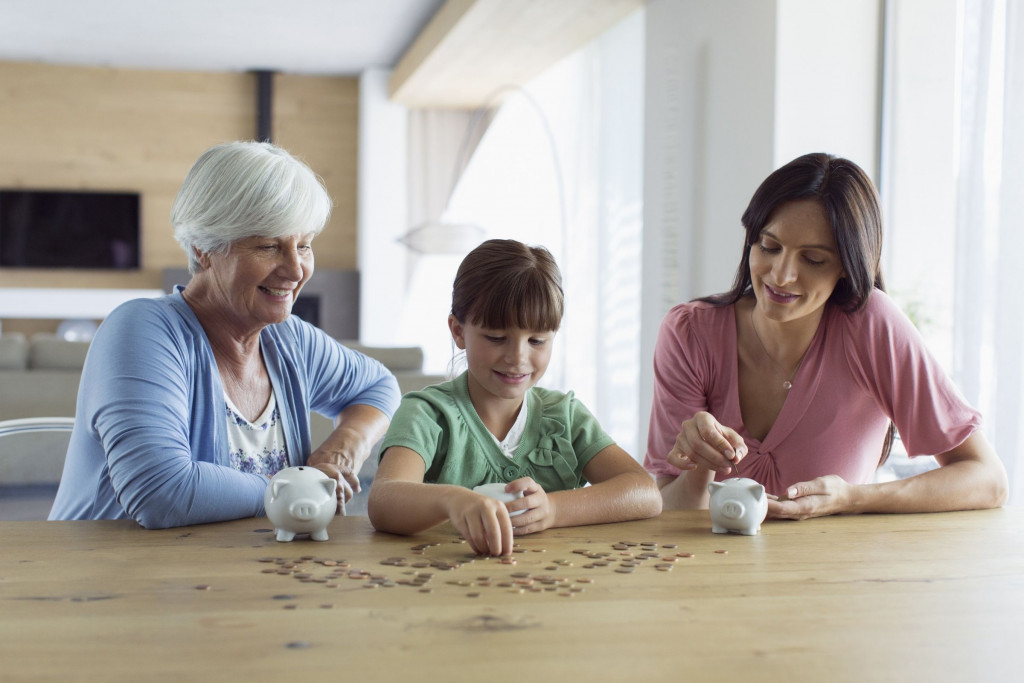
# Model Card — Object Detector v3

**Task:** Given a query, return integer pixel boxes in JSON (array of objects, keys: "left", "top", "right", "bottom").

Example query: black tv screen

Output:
[{"left": 0, "top": 189, "right": 140, "bottom": 269}]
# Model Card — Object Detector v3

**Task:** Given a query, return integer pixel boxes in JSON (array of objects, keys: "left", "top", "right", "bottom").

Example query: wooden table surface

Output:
[{"left": 2, "top": 509, "right": 1023, "bottom": 682}]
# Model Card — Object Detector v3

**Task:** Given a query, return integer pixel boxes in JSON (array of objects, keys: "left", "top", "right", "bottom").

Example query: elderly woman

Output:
[{"left": 49, "top": 141, "right": 400, "bottom": 528}]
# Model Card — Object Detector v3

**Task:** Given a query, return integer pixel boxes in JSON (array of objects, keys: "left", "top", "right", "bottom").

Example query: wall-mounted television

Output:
[{"left": 0, "top": 189, "right": 140, "bottom": 269}]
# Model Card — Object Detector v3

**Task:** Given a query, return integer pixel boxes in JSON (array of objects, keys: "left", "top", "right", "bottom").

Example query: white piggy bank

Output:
[
  {"left": 264, "top": 466, "right": 337, "bottom": 542},
  {"left": 708, "top": 477, "right": 768, "bottom": 536}
]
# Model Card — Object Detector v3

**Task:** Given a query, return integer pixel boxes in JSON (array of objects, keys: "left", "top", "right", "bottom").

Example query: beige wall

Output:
[{"left": 0, "top": 61, "right": 359, "bottom": 296}]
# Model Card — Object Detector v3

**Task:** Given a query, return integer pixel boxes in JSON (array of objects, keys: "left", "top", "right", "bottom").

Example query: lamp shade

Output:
[{"left": 397, "top": 220, "right": 486, "bottom": 255}]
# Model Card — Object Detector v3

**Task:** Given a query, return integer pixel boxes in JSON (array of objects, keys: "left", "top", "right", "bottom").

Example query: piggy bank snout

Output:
[
  {"left": 288, "top": 499, "right": 319, "bottom": 520},
  {"left": 720, "top": 500, "right": 746, "bottom": 520}
]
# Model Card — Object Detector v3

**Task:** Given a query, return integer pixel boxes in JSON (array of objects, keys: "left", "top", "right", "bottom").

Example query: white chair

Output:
[
  {"left": 0, "top": 417, "right": 76, "bottom": 438},
  {"left": 0, "top": 417, "right": 74, "bottom": 520}
]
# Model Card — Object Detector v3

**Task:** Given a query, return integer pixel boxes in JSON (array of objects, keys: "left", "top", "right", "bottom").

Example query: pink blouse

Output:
[{"left": 644, "top": 290, "right": 981, "bottom": 496}]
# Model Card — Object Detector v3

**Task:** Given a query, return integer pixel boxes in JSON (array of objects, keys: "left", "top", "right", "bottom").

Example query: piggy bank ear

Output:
[
  {"left": 747, "top": 483, "right": 765, "bottom": 501},
  {"left": 271, "top": 479, "right": 290, "bottom": 500},
  {"left": 322, "top": 478, "right": 337, "bottom": 497},
  {"left": 708, "top": 481, "right": 724, "bottom": 495}
]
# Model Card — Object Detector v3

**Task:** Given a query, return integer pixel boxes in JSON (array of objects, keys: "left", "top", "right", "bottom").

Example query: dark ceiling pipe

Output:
[{"left": 254, "top": 70, "right": 274, "bottom": 142}]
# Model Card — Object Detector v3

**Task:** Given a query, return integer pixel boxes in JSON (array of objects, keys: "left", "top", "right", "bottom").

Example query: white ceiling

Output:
[{"left": 0, "top": 0, "right": 446, "bottom": 76}]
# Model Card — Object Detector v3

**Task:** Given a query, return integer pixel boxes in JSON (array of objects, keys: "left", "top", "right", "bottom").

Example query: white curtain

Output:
[
  {"left": 422, "top": 11, "right": 646, "bottom": 457},
  {"left": 954, "top": 0, "right": 1023, "bottom": 503}
]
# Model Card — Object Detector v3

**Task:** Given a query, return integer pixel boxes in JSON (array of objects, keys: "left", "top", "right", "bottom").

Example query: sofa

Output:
[{"left": 0, "top": 332, "right": 445, "bottom": 498}]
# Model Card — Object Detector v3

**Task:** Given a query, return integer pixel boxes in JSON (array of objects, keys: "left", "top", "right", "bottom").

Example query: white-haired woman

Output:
[{"left": 50, "top": 141, "right": 400, "bottom": 528}]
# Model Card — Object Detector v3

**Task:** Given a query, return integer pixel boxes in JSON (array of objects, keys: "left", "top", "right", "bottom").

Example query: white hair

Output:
[{"left": 171, "top": 141, "right": 332, "bottom": 274}]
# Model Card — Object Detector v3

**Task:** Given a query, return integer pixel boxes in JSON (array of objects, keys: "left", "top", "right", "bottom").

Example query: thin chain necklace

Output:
[{"left": 749, "top": 307, "right": 804, "bottom": 391}]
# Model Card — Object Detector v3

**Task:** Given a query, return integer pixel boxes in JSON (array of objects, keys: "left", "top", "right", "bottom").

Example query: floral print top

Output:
[{"left": 225, "top": 391, "right": 288, "bottom": 477}]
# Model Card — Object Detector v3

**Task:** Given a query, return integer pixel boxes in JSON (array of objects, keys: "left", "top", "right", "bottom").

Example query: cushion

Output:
[
  {"left": 0, "top": 333, "right": 28, "bottom": 370},
  {"left": 340, "top": 341, "right": 424, "bottom": 372},
  {"left": 28, "top": 334, "right": 90, "bottom": 371}
]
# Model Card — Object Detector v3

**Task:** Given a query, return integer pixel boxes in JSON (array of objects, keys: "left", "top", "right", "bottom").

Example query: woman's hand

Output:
[
  {"left": 307, "top": 444, "right": 362, "bottom": 503},
  {"left": 768, "top": 474, "right": 855, "bottom": 520},
  {"left": 504, "top": 477, "right": 554, "bottom": 536},
  {"left": 307, "top": 404, "right": 391, "bottom": 508},
  {"left": 308, "top": 462, "right": 356, "bottom": 514},
  {"left": 665, "top": 411, "right": 748, "bottom": 475},
  {"left": 445, "top": 489, "right": 515, "bottom": 557}
]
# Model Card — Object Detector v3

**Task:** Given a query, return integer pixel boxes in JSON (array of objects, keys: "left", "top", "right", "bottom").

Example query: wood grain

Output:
[
  {"left": 0, "top": 62, "right": 359, "bottom": 292},
  {"left": 2, "top": 509, "right": 1022, "bottom": 681}
]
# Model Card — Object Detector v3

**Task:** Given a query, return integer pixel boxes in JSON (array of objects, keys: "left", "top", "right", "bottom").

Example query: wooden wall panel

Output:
[
  {"left": 0, "top": 62, "right": 359, "bottom": 290},
  {"left": 273, "top": 74, "right": 359, "bottom": 270}
]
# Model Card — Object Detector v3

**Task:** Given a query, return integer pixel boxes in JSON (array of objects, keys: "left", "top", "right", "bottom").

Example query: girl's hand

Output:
[
  {"left": 665, "top": 411, "right": 747, "bottom": 475},
  {"left": 504, "top": 477, "right": 554, "bottom": 535},
  {"left": 768, "top": 475, "right": 854, "bottom": 520},
  {"left": 446, "top": 489, "right": 515, "bottom": 556}
]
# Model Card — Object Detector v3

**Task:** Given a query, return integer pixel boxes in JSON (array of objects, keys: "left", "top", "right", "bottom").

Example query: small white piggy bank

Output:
[
  {"left": 708, "top": 477, "right": 768, "bottom": 536},
  {"left": 264, "top": 466, "right": 337, "bottom": 542}
]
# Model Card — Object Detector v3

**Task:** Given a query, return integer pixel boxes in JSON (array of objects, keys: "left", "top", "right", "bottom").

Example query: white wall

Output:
[
  {"left": 879, "top": 0, "right": 958, "bottom": 369},
  {"left": 776, "top": 0, "right": 883, "bottom": 176},
  {"left": 641, "top": 0, "right": 780, "bottom": 457},
  {"left": 357, "top": 68, "right": 410, "bottom": 346},
  {"left": 640, "top": 0, "right": 884, "bottom": 458}
]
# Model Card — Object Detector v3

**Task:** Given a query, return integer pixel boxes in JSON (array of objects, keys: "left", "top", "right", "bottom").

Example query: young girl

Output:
[{"left": 368, "top": 239, "right": 662, "bottom": 556}]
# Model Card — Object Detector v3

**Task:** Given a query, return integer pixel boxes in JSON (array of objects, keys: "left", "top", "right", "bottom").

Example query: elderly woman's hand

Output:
[
  {"left": 307, "top": 435, "right": 367, "bottom": 507},
  {"left": 306, "top": 462, "right": 357, "bottom": 514},
  {"left": 306, "top": 404, "right": 392, "bottom": 513}
]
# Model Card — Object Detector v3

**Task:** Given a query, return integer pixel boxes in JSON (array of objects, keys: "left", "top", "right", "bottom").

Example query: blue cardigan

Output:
[{"left": 49, "top": 288, "right": 400, "bottom": 528}]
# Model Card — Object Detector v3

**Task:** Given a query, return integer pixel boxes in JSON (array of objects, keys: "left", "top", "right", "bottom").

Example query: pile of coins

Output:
[{"left": 254, "top": 538, "right": 714, "bottom": 605}]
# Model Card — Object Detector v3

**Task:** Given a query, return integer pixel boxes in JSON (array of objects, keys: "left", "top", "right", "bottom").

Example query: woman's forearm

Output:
[
  {"left": 849, "top": 432, "right": 1006, "bottom": 514},
  {"left": 848, "top": 457, "right": 1007, "bottom": 514},
  {"left": 311, "top": 404, "right": 390, "bottom": 472}
]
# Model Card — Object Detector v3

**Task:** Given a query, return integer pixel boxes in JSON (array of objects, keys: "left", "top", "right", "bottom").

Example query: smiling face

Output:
[
  {"left": 200, "top": 233, "right": 315, "bottom": 333},
  {"left": 449, "top": 316, "right": 554, "bottom": 410},
  {"left": 748, "top": 200, "right": 846, "bottom": 325}
]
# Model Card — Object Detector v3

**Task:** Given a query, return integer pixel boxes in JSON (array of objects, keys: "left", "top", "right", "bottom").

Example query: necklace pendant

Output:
[{"left": 782, "top": 380, "right": 793, "bottom": 391}]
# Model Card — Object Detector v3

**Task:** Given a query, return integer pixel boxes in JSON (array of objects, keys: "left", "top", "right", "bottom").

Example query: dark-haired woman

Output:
[{"left": 645, "top": 153, "right": 1007, "bottom": 519}]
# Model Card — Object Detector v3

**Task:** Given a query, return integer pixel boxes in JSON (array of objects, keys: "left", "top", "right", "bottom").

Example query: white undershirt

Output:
[
  {"left": 224, "top": 390, "right": 288, "bottom": 476},
  {"left": 489, "top": 390, "right": 529, "bottom": 460}
]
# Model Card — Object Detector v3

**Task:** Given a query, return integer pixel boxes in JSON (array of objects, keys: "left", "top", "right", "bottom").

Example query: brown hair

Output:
[
  {"left": 705, "top": 152, "right": 885, "bottom": 311},
  {"left": 705, "top": 152, "right": 893, "bottom": 465},
  {"left": 451, "top": 239, "right": 564, "bottom": 331}
]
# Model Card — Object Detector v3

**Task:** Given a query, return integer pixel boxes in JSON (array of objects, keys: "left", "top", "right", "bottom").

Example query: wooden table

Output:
[{"left": 2, "top": 510, "right": 1023, "bottom": 682}]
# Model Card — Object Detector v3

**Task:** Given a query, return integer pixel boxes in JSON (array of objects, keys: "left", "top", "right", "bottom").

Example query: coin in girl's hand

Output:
[{"left": 473, "top": 483, "right": 525, "bottom": 516}]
